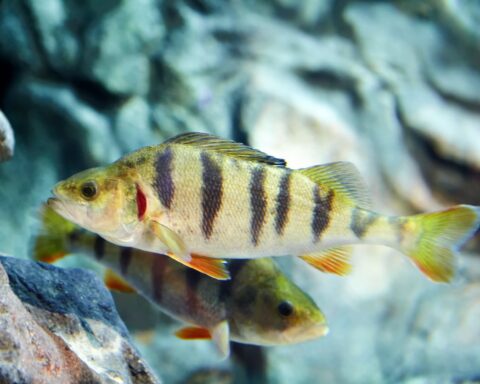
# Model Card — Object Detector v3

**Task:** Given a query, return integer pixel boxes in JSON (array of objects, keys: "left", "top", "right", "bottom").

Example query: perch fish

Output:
[
  {"left": 48, "top": 132, "right": 480, "bottom": 281},
  {"left": 35, "top": 207, "right": 328, "bottom": 358}
]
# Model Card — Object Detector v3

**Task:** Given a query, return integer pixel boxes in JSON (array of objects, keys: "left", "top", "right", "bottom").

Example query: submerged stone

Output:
[
  {"left": 0, "top": 110, "right": 14, "bottom": 162},
  {"left": 0, "top": 255, "right": 160, "bottom": 384}
]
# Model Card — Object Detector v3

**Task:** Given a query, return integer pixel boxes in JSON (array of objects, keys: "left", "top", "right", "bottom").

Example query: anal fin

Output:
[
  {"left": 175, "top": 320, "right": 231, "bottom": 359},
  {"left": 175, "top": 326, "right": 211, "bottom": 340},
  {"left": 104, "top": 269, "right": 136, "bottom": 293},
  {"left": 300, "top": 246, "right": 353, "bottom": 276},
  {"left": 167, "top": 252, "right": 230, "bottom": 281}
]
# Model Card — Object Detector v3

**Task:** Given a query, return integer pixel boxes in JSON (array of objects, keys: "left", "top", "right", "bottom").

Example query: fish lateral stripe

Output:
[
  {"left": 154, "top": 147, "right": 175, "bottom": 209},
  {"left": 200, "top": 151, "right": 224, "bottom": 239},
  {"left": 250, "top": 166, "right": 267, "bottom": 246},
  {"left": 152, "top": 255, "right": 168, "bottom": 302},
  {"left": 351, "top": 208, "right": 377, "bottom": 238},
  {"left": 120, "top": 247, "right": 133, "bottom": 276},
  {"left": 136, "top": 184, "right": 147, "bottom": 220},
  {"left": 94, "top": 235, "right": 106, "bottom": 260},
  {"left": 311, "top": 187, "right": 334, "bottom": 243},
  {"left": 275, "top": 170, "right": 292, "bottom": 236}
]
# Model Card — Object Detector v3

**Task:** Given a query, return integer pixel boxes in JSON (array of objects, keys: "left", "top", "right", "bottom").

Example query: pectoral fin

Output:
[
  {"left": 104, "top": 269, "right": 136, "bottom": 293},
  {"left": 300, "top": 246, "right": 353, "bottom": 276},
  {"left": 175, "top": 326, "right": 211, "bottom": 340},
  {"left": 149, "top": 220, "right": 191, "bottom": 262},
  {"left": 167, "top": 252, "right": 230, "bottom": 281},
  {"left": 211, "top": 320, "right": 230, "bottom": 360}
]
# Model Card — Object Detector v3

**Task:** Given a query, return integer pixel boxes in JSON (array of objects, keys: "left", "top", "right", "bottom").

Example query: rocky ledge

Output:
[
  {"left": 0, "top": 255, "right": 160, "bottom": 384},
  {"left": 0, "top": 110, "right": 14, "bottom": 162}
]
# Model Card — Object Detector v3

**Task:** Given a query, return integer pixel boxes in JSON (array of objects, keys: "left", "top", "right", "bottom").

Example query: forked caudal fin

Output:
[{"left": 400, "top": 204, "right": 480, "bottom": 282}]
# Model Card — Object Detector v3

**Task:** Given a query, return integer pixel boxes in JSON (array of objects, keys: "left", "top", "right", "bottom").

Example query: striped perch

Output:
[
  {"left": 48, "top": 132, "right": 480, "bottom": 282},
  {"left": 34, "top": 208, "right": 328, "bottom": 359}
]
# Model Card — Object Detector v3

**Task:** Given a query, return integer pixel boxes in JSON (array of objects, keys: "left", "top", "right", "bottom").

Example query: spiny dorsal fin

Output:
[
  {"left": 298, "top": 162, "right": 371, "bottom": 209},
  {"left": 164, "top": 132, "right": 286, "bottom": 167},
  {"left": 300, "top": 246, "right": 353, "bottom": 276}
]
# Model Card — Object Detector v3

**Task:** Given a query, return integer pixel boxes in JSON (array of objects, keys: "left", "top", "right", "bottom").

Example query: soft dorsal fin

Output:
[
  {"left": 298, "top": 162, "right": 371, "bottom": 209},
  {"left": 164, "top": 132, "right": 286, "bottom": 167}
]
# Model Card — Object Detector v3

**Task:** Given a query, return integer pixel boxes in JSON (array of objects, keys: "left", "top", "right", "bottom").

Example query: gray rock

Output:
[
  {"left": 426, "top": 60, "right": 480, "bottom": 107},
  {"left": 359, "top": 86, "right": 439, "bottom": 211},
  {"left": 0, "top": 255, "right": 160, "bottom": 383},
  {"left": 25, "top": 0, "right": 79, "bottom": 73},
  {"left": 0, "top": 110, "right": 14, "bottom": 162},
  {"left": 9, "top": 80, "right": 121, "bottom": 165},
  {"left": 0, "top": 0, "right": 45, "bottom": 71},
  {"left": 435, "top": 0, "right": 480, "bottom": 59},
  {"left": 397, "top": 83, "right": 480, "bottom": 171},
  {"left": 114, "top": 97, "right": 154, "bottom": 152},
  {"left": 243, "top": 0, "right": 334, "bottom": 29},
  {"left": 83, "top": 0, "right": 164, "bottom": 96},
  {"left": 378, "top": 272, "right": 480, "bottom": 382},
  {"left": 344, "top": 2, "right": 439, "bottom": 86}
]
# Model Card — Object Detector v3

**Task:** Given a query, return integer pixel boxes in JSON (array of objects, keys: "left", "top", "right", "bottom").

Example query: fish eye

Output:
[
  {"left": 80, "top": 181, "right": 98, "bottom": 200},
  {"left": 277, "top": 301, "right": 294, "bottom": 317}
]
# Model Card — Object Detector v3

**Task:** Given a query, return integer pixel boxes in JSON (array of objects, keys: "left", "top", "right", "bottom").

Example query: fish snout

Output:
[
  {"left": 313, "top": 323, "right": 329, "bottom": 338},
  {"left": 289, "top": 319, "right": 329, "bottom": 343}
]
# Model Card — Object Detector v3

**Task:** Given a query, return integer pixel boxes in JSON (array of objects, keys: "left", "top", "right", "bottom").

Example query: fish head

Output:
[
  {"left": 48, "top": 166, "right": 138, "bottom": 238},
  {"left": 230, "top": 259, "right": 328, "bottom": 346}
]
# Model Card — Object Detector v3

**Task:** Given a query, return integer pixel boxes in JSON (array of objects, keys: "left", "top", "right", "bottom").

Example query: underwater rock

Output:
[
  {"left": 0, "top": 0, "right": 45, "bottom": 71},
  {"left": 83, "top": 0, "right": 164, "bottom": 96},
  {"left": 114, "top": 97, "right": 154, "bottom": 152},
  {"left": 8, "top": 80, "right": 121, "bottom": 165},
  {"left": 0, "top": 255, "right": 160, "bottom": 384},
  {"left": 0, "top": 110, "right": 14, "bottom": 162},
  {"left": 358, "top": 86, "right": 439, "bottom": 211},
  {"left": 434, "top": 0, "right": 480, "bottom": 60},
  {"left": 377, "top": 269, "right": 480, "bottom": 383},
  {"left": 243, "top": 0, "right": 335, "bottom": 29},
  {"left": 397, "top": 84, "right": 480, "bottom": 171},
  {"left": 426, "top": 60, "right": 480, "bottom": 107},
  {"left": 22, "top": 0, "right": 79, "bottom": 73}
]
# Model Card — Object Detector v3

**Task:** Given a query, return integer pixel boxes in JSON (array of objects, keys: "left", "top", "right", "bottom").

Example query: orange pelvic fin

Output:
[
  {"left": 167, "top": 252, "right": 230, "bottom": 281},
  {"left": 300, "top": 246, "right": 352, "bottom": 276},
  {"left": 104, "top": 269, "right": 136, "bottom": 293},
  {"left": 175, "top": 326, "right": 212, "bottom": 340}
]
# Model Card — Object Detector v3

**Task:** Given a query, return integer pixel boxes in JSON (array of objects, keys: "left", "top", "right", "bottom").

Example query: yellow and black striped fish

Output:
[
  {"left": 34, "top": 207, "right": 328, "bottom": 358},
  {"left": 48, "top": 132, "right": 480, "bottom": 282}
]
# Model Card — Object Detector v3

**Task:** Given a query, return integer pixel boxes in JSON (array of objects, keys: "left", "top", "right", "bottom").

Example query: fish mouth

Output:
[
  {"left": 47, "top": 196, "right": 62, "bottom": 211},
  {"left": 46, "top": 195, "right": 72, "bottom": 221},
  {"left": 315, "top": 324, "right": 329, "bottom": 338},
  {"left": 286, "top": 322, "right": 329, "bottom": 343}
]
